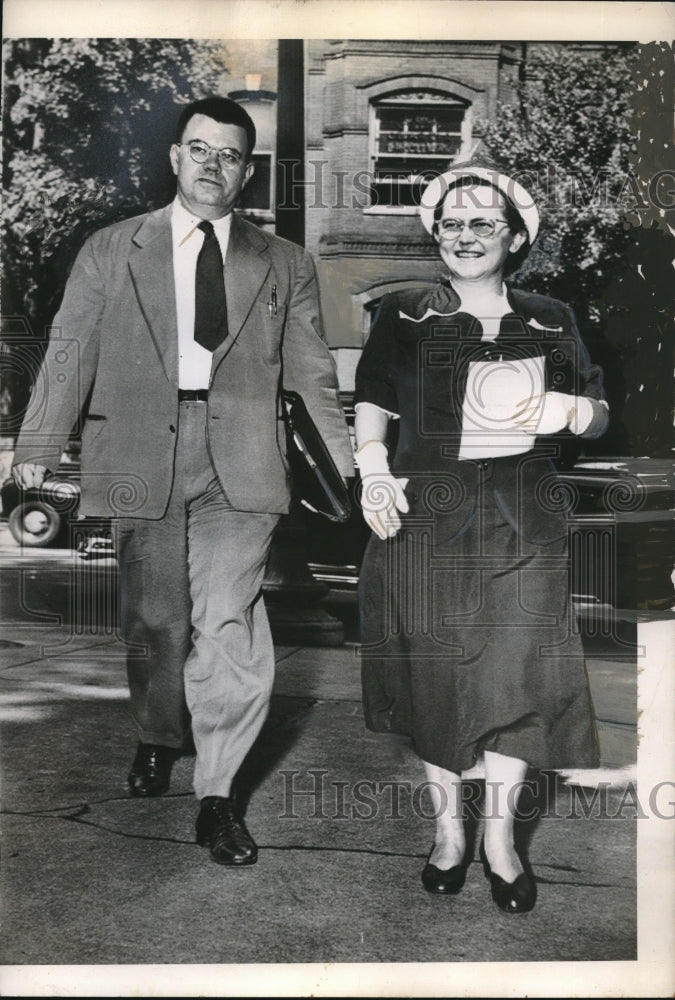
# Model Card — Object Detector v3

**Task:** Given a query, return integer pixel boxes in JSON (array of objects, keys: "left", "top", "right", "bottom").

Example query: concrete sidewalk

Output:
[{"left": 0, "top": 589, "right": 640, "bottom": 990}]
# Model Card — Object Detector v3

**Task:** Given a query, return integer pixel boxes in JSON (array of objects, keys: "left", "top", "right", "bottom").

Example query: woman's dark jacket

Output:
[{"left": 353, "top": 280, "right": 609, "bottom": 546}]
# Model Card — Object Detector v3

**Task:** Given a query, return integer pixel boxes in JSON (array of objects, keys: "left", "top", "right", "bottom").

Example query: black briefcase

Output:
[{"left": 281, "top": 390, "right": 351, "bottom": 522}]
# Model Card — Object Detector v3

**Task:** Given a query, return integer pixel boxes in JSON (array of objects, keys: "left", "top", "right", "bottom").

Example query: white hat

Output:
[{"left": 419, "top": 166, "right": 539, "bottom": 244}]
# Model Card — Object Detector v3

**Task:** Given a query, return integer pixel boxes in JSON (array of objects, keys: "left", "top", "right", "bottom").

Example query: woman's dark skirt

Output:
[{"left": 359, "top": 484, "right": 600, "bottom": 773}]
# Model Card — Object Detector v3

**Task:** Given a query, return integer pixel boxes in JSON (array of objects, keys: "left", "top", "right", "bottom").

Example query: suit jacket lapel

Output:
[
  {"left": 212, "top": 214, "right": 271, "bottom": 366},
  {"left": 128, "top": 205, "right": 178, "bottom": 385}
]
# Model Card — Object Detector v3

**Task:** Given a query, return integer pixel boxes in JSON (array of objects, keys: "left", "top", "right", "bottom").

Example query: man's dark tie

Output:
[{"left": 194, "top": 220, "right": 228, "bottom": 351}]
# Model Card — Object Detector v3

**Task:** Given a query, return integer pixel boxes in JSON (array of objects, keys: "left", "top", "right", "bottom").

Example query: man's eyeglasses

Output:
[
  {"left": 179, "top": 139, "right": 243, "bottom": 168},
  {"left": 437, "top": 218, "right": 511, "bottom": 240}
]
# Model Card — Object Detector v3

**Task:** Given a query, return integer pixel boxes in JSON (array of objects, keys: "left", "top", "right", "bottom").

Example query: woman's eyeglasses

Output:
[
  {"left": 437, "top": 218, "right": 510, "bottom": 240},
  {"left": 179, "top": 140, "right": 243, "bottom": 168}
]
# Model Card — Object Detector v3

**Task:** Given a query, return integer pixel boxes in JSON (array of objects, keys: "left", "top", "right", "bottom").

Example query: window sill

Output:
[
  {"left": 361, "top": 205, "right": 421, "bottom": 216},
  {"left": 236, "top": 208, "right": 275, "bottom": 223}
]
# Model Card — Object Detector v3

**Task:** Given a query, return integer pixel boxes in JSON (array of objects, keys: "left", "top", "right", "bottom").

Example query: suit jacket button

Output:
[{"left": 169, "top": 425, "right": 176, "bottom": 433}]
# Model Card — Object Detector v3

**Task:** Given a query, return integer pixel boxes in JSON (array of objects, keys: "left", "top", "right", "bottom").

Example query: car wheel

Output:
[{"left": 8, "top": 500, "right": 62, "bottom": 547}]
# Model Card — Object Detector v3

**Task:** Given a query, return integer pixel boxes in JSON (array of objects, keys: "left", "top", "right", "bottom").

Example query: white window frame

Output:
[
  {"left": 237, "top": 149, "right": 276, "bottom": 222},
  {"left": 365, "top": 92, "right": 472, "bottom": 215}
]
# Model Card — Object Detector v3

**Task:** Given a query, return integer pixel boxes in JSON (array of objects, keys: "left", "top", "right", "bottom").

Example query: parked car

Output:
[
  {"left": 2, "top": 450, "right": 673, "bottom": 612},
  {"left": 1, "top": 471, "right": 81, "bottom": 547},
  {"left": 302, "top": 456, "right": 675, "bottom": 614}
]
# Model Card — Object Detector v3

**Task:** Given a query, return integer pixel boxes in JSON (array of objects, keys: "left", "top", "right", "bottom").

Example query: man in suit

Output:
[{"left": 12, "top": 96, "right": 354, "bottom": 867}]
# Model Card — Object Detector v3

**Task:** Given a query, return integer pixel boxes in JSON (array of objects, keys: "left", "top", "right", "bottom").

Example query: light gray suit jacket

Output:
[{"left": 14, "top": 206, "right": 354, "bottom": 518}]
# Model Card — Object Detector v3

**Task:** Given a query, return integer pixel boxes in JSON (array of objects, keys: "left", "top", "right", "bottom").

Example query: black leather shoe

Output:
[
  {"left": 127, "top": 742, "right": 178, "bottom": 797},
  {"left": 479, "top": 841, "right": 536, "bottom": 914},
  {"left": 195, "top": 796, "right": 257, "bottom": 866},
  {"left": 421, "top": 862, "right": 467, "bottom": 895}
]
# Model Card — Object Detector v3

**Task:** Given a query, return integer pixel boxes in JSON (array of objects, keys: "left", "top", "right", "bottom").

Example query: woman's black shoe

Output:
[
  {"left": 479, "top": 841, "right": 536, "bottom": 913},
  {"left": 421, "top": 861, "right": 467, "bottom": 895}
]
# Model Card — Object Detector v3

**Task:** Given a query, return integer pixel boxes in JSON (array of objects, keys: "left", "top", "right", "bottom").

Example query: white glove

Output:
[
  {"left": 512, "top": 392, "right": 594, "bottom": 436},
  {"left": 355, "top": 440, "right": 409, "bottom": 540}
]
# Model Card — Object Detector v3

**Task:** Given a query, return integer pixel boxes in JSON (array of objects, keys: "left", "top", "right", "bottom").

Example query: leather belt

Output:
[{"left": 178, "top": 389, "right": 208, "bottom": 401}]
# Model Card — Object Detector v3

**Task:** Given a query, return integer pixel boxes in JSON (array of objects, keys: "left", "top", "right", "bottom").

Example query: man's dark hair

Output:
[{"left": 175, "top": 96, "right": 256, "bottom": 159}]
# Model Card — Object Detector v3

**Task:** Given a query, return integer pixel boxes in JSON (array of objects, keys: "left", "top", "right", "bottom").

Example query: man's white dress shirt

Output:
[{"left": 172, "top": 198, "right": 232, "bottom": 390}]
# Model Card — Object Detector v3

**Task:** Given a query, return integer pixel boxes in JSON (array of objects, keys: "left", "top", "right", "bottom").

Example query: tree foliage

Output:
[
  {"left": 480, "top": 44, "right": 638, "bottom": 324},
  {"left": 2, "top": 37, "right": 229, "bottom": 331},
  {"left": 600, "top": 42, "right": 675, "bottom": 457},
  {"left": 480, "top": 43, "right": 674, "bottom": 456}
]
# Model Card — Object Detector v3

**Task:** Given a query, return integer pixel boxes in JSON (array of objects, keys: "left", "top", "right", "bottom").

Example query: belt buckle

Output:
[{"left": 179, "top": 389, "right": 208, "bottom": 402}]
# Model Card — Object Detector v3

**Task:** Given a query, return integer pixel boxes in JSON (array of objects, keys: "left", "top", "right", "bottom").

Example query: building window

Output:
[
  {"left": 228, "top": 86, "right": 277, "bottom": 221},
  {"left": 238, "top": 152, "right": 274, "bottom": 213},
  {"left": 370, "top": 92, "right": 469, "bottom": 209}
]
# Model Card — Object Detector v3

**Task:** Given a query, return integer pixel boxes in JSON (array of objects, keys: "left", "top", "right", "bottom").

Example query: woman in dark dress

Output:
[{"left": 354, "top": 166, "right": 608, "bottom": 913}]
